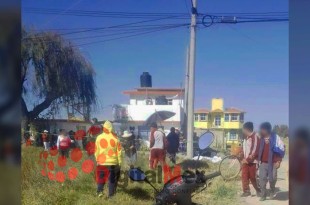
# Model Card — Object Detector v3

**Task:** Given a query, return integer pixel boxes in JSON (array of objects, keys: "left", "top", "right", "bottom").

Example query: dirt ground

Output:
[{"left": 239, "top": 156, "right": 289, "bottom": 205}]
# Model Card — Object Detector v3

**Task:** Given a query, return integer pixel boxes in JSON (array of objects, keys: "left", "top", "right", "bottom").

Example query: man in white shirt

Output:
[{"left": 149, "top": 122, "right": 167, "bottom": 169}]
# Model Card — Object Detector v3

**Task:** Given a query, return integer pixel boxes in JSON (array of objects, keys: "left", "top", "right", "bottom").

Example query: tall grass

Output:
[{"left": 22, "top": 146, "right": 239, "bottom": 205}]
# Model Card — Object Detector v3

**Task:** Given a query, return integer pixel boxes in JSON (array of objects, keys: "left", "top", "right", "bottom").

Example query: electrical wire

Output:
[
  {"left": 55, "top": 14, "right": 189, "bottom": 36},
  {"left": 23, "top": 8, "right": 288, "bottom": 46},
  {"left": 75, "top": 24, "right": 188, "bottom": 46},
  {"left": 26, "top": 23, "right": 190, "bottom": 43},
  {"left": 183, "top": 0, "right": 191, "bottom": 16},
  {"left": 201, "top": 14, "right": 288, "bottom": 27},
  {"left": 23, "top": 8, "right": 189, "bottom": 19}
]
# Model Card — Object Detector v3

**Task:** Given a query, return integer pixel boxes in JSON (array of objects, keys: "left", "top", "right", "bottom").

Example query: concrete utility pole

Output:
[
  {"left": 182, "top": 47, "right": 189, "bottom": 141},
  {"left": 186, "top": 0, "right": 197, "bottom": 158},
  {"left": 184, "top": 47, "right": 189, "bottom": 115}
]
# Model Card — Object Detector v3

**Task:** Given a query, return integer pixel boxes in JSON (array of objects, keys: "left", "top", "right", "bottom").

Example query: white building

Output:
[{"left": 122, "top": 87, "right": 184, "bottom": 140}]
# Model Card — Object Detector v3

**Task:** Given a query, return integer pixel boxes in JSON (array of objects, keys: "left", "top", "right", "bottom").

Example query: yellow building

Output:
[{"left": 194, "top": 98, "right": 245, "bottom": 147}]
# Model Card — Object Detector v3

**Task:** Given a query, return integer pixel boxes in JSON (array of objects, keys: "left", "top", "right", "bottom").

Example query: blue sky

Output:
[{"left": 22, "top": 0, "right": 288, "bottom": 127}]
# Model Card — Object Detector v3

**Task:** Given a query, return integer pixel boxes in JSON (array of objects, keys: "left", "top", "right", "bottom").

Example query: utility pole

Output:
[
  {"left": 182, "top": 47, "right": 189, "bottom": 140},
  {"left": 186, "top": 0, "right": 197, "bottom": 158},
  {"left": 184, "top": 47, "right": 189, "bottom": 115}
]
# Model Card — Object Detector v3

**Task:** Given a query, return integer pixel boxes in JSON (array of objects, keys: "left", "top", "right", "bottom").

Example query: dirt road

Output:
[{"left": 239, "top": 157, "right": 289, "bottom": 205}]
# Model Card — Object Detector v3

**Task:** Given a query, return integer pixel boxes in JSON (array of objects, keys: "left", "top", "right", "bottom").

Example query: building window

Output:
[
  {"left": 194, "top": 114, "right": 199, "bottom": 121},
  {"left": 240, "top": 113, "right": 244, "bottom": 122},
  {"left": 200, "top": 114, "right": 207, "bottom": 121},
  {"left": 167, "top": 99, "right": 173, "bottom": 105},
  {"left": 215, "top": 115, "right": 221, "bottom": 126},
  {"left": 224, "top": 114, "right": 229, "bottom": 122},
  {"left": 229, "top": 131, "right": 237, "bottom": 140},
  {"left": 146, "top": 98, "right": 153, "bottom": 105},
  {"left": 231, "top": 113, "right": 238, "bottom": 121}
]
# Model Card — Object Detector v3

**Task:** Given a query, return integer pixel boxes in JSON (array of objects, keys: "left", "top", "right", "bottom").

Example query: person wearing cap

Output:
[
  {"left": 149, "top": 122, "right": 167, "bottom": 169},
  {"left": 94, "top": 121, "right": 122, "bottom": 198},
  {"left": 121, "top": 130, "right": 137, "bottom": 168},
  {"left": 42, "top": 130, "right": 49, "bottom": 151}
]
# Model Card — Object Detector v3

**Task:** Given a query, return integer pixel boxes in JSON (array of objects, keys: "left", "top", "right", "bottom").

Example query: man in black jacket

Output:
[{"left": 166, "top": 127, "right": 180, "bottom": 164}]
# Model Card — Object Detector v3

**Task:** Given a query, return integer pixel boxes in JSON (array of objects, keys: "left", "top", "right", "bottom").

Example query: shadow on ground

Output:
[
  {"left": 274, "top": 191, "right": 289, "bottom": 201},
  {"left": 178, "top": 159, "right": 209, "bottom": 170},
  {"left": 122, "top": 187, "right": 154, "bottom": 200}
]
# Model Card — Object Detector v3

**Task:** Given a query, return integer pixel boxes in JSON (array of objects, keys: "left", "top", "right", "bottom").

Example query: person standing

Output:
[
  {"left": 74, "top": 129, "right": 86, "bottom": 149},
  {"left": 94, "top": 121, "right": 122, "bottom": 198},
  {"left": 121, "top": 130, "right": 137, "bottom": 168},
  {"left": 258, "top": 122, "right": 283, "bottom": 201},
  {"left": 57, "top": 129, "right": 71, "bottom": 158},
  {"left": 88, "top": 118, "right": 103, "bottom": 139},
  {"left": 149, "top": 122, "right": 167, "bottom": 169},
  {"left": 240, "top": 122, "right": 261, "bottom": 197},
  {"left": 42, "top": 130, "right": 49, "bottom": 151},
  {"left": 136, "top": 134, "right": 141, "bottom": 151},
  {"left": 166, "top": 127, "right": 180, "bottom": 164}
]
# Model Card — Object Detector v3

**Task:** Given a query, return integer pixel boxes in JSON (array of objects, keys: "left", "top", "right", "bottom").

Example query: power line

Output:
[
  {"left": 31, "top": 23, "right": 190, "bottom": 31},
  {"left": 75, "top": 24, "right": 188, "bottom": 46},
  {"left": 26, "top": 23, "right": 190, "bottom": 43},
  {"left": 206, "top": 11, "right": 288, "bottom": 15},
  {"left": 24, "top": 8, "right": 189, "bottom": 18},
  {"left": 69, "top": 24, "right": 189, "bottom": 41},
  {"left": 56, "top": 14, "right": 189, "bottom": 36},
  {"left": 200, "top": 14, "right": 288, "bottom": 27},
  {"left": 235, "top": 19, "right": 289, "bottom": 23},
  {"left": 183, "top": 0, "right": 191, "bottom": 16}
]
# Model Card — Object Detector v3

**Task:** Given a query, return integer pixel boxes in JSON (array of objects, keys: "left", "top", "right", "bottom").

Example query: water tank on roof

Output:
[{"left": 140, "top": 72, "right": 152, "bottom": 87}]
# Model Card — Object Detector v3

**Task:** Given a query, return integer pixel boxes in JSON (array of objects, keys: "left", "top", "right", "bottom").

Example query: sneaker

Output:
[
  {"left": 259, "top": 196, "right": 266, "bottom": 201},
  {"left": 240, "top": 192, "right": 251, "bottom": 197},
  {"left": 256, "top": 191, "right": 261, "bottom": 197},
  {"left": 97, "top": 192, "right": 104, "bottom": 198},
  {"left": 270, "top": 190, "right": 276, "bottom": 199}
]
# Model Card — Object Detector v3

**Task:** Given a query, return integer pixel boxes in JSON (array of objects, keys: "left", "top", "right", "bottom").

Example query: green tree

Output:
[
  {"left": 273, "top": 124, "right": 289, "bottom": 138},
  {"left": 21, "top": 29, "right": 96, "bottom": 127}
]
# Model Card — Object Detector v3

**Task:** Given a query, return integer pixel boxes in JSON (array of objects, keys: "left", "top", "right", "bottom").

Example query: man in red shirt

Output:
[
  {"left": 240, "top": 122, "right": 261, "bottom": 197},
  {"left": 258, "top": 122, "right": 283, "bottom": 201}
]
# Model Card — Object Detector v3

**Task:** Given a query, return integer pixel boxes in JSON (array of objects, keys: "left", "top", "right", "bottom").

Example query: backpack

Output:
[
  {"left": 273, "top": 134, "right": 285, "bottom": 158},
  {"left": 158, "top": 130, "right": 168, "bottom": 150}
]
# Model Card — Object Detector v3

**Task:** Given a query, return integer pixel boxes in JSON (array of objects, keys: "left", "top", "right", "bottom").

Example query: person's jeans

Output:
[
  {"left": 43, "top": 142, "right": 49, "bottom": 150},
  {"left": 167, "top": 152, "right": 177, "bottom": 164},
  {"left": 241, "top": 163, "right": 260, "bottom": 193},
  {"left": 75, "top": 140, "right": 83, "bottom": 149},
  {"left": 125, "top": 153, "right": 137, "bottom": 167},
  {"left": 96, "top": 165, "right": 120, "bottom": 197},
  {"left": 259, "top": 163, "right": 277, "bottom": 197}
]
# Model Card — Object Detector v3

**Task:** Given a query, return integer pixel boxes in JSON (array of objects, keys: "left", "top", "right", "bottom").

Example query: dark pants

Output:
[
  {"left": 96, "top": 165, "right": 120, "bottom": 197},
  {"left": 241, "top": 163, "right": 260, "bottom": 193},
  {"left": 167, "top": 152, "right": 177, "bottom": 164},
  {"left": 259, "top": 163, "right": 277, "bottom": 197},
  {"left": 59, "top": 149, "right": 69, "bottom": 158}
]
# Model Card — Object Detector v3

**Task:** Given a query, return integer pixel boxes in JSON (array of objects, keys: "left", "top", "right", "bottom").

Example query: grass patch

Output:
[{"left": 22, "top": 146, "right": 240, "bottom": 205}]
